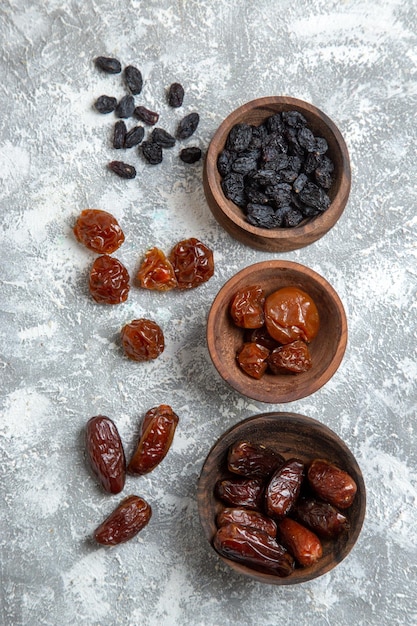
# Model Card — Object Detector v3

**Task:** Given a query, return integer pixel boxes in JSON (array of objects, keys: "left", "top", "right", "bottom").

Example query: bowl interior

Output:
[
  {"left": 197, "top": 412, "right": 366, "bottom": 585},
  {"left": 207, "top": 260, "right": 347, "bottom": 403},
  {"left": 203, "top": 96, "right": 351, "bottom": 251}
]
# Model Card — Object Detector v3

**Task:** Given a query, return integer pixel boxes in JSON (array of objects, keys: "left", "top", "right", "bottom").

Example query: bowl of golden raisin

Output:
[
  {"left": 206, "top": 260, "right": 347, "bottom": 403},
  {"left": 203, "top": 96, "right": 351, "bottom": 252},
  {"left": 197, "top": 412, "right": 366, "bottom": 585}
]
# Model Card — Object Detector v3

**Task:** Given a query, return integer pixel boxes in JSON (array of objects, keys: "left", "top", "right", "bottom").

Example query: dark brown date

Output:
[
  {"left": 265, "top": 458, "right": 305, "bottom": 519},
  {"left": 278, "top": 517, "right": 322, "bottom": 567},
  {"left": 89, "top": 255, "right": 130, "bottom": 304},
  {"left": 294, "top": 498, "right": 349, "bottom": 538},
  {"left": 216, "top": 508, "right": 277, "bottom": 538},
  {"left": 213, "top": 523, "right": 294, "bottom": 577},
  {"left": 128, "top": 405, "right": 179, "bottom": 475},
  {"left": 227, "top": 440, "right": 284, "bottom": 479},
  {"left": 215, "top": 477, "right": 264, "bottom": 509},
  {"left": 308, "top": 459, "right": 357, "bottom": 509},
  {"left": 85, "top": 416, "right": 126, "bottom": 494},
  {"left": 94, "top": 495, "right": 152, "bottom": 545}
]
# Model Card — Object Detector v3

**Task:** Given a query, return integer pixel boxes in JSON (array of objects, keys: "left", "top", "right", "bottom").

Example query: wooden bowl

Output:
[
  {"left": 206, "top": 260, "right": 347, "bottom": 403},
  {"left": 197, "top": 412, "right": 366, "bottom": 585},
  {"left": 203, "top": 96, "right": 351, "bottom": 252}
]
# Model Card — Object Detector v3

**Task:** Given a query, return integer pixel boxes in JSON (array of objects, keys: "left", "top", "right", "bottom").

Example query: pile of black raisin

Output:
[
  {"left": 217, "top": 110, "right": 335, "bottom": 229},
  {"left": 93, "top": 56, "right": 202, "bottom": 179}
]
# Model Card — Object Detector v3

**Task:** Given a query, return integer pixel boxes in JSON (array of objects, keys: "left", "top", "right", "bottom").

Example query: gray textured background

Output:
[{"left": 1, "top": 1, "right": 417, "bottom": 625}]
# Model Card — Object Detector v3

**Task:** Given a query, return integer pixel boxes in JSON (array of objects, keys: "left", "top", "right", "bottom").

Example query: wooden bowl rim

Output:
[
  {"left": 206, "top": 260, "right": 348, "bottom": 403},
  {"left": 203, "top": 96, "right": 351, "bottom": 251},
  {"left": 197, "top": 411, "right": 366, "bottom": 585}
]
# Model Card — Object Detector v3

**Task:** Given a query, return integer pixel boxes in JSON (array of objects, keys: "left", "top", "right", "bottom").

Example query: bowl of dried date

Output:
[
  {"left": 197, "top": 412, "right": 366, "bottom": 585},
  {"left": 206, "top": 260, "right": 347, "bottom": 403},
  {"left": 203, "top": 96, "right": 351, "bottom": 252}
]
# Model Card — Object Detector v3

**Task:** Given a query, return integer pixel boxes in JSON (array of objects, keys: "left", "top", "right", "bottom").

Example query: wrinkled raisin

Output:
[
  {"left": 179, "top": 147, "right": 202, "bottom": 164},
  {"left": 124, "top": 65, "right": 143, "bottom": 95},
  {"left": 230, "top": 285, "right": 265, "bottom": 329},
  {"left": 151, "top": 127, "right": 176, "bottom": 148},
  {"left": 113, "top": 121, "right": 127, "bottom": 149},
  {"left": 226, "top": 123, "right": 253, "bottom": 152},
  {"left": 74, "top": 209, "right": 125, "bottom": 254},
  {"left": 134, "top": 106, "right": 160, "bottom": 126},
  {"left": 169, "top": 238, "right": 214, "bottom": 289},
  {"left": 109, "top": 161, "right": 136, "bottom": 179},
  {"left": 115, "top": 95, "right": 135, "bottom": 119},
  {"left": 89, "top": 255, "right": 130, "bottom": 304},
  {"left": 124, "top": 125, "right": 145, "bottom": 148},
  {"left": 121, "top": 319, "right": 165, "bottom": 361},
  {"left": 94, "top": 95, "right": 117, "bottom": 114},
  {"left": 237, "top": 342, "right": 270, "bottom": 379},
  {"left": 141, "top": 140, "right": 163, "bottom": 164},
  {"left": 268, "top": 340, "right": 312, "bottom": 374},
  {"left": 176, "top": 112, "right": 200, "bottom": 139},
  {"left": 167, "top": 82, "right": 184, "bottom": 107},
  {"left": 137, "top": 247, "right": 178, "bottom": 291},
  {"left": 94, "top": 56, "right": 121, "bottom": 74}
]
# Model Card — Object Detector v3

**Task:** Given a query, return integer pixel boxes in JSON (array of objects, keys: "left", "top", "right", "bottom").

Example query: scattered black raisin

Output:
[
  {"left": 176, "top": 112, "right": 200, "bottom": 140},
  {"left": 124, "top": 125, "right": 145, "bottom": 148},
  {"left": 108, "top": 161, "right": 136, "bottom": 179},
  {"left": 134, "top": 106, "right": 159, "bottom": 126},
  {"left": 180, "top": 147, "right": 202, "bottom": 163},
  {"left": 115, "top": 95, "right": 135, "bottom": 119},
  {"left": 94, "top": 95, "right": 117, "bottom": 114},
  {"left": 142, "top": 140, "right": 163, "bottom": 164},
  {"left": 124, "top": 65, "right": 143, "bottom": 95},
  {"left": 168, "top": 82, "right": 184, "bottom": 107},
  {"left": 95, "top": 56, "right": 122, "bottom": 74},
  {"left": 113, "top": 121, "right": 127, "bottom": 149},
  {"left": 151, "top": 128, "right": 176, "bottom": 148}
]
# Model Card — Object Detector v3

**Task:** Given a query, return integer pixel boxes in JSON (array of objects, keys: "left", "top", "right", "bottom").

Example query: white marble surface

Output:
[{"left": 1, "top": 1, "right": 417, "bottom": 624}]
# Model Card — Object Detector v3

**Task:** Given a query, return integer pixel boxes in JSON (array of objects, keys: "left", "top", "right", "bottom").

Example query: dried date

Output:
[
  {"left": 294, "top": 498, "right": 349, "bottom": 538},
  {"left": 121, "top": 319, "right": 165, "bottom": 361},
  {"left": 213, "top": 523, "right": 294, "bottom": 577},
  {"left": 108, "top": 161, "right": 137, "bottom": 179},
  {"left": 215, "top": 477, "right": 264, "bottom": 509},
  {"left": 137, "top": 247, "right": 178, "bottom": 291},
  {"left": 265, "top": 458, "right": 305, "bottom": 519},
  {"left": 94, "top": 56, "right": 121, "bottom": 74},
  {"left": 128, "top": 405, "right": 179, "bottom": 475},
  {"left": 73, "top": 209, "right": 125, "bottom": 254},
  {"left": 124, "top": 65, "right": 143, "bottom": 95},
  {"left": 85, "top": 416, "right": 126, "bottom": 494},
  {"left": 169, "top": 238, "right": 214, "bottom": 289},
  {"left": 228, "top": 440, "right": 284, "bottom": 479},
  {"left": 89, "top": 255, "right": 130, "bottom": 304},
  {"left": 216, "top": 508, "right": 277, "bottom": 538},
  {"left": 278, "top": 517, "right": 323, "bottom": 567},
  {"left": 94, "top": 495, "right": 152, "bottom": 545},
  {"left": 307, "top": 459, "right": 357, "bottom": 509}
]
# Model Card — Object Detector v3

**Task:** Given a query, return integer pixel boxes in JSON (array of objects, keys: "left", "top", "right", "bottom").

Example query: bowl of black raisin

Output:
[{"left": 203, "top": 97, "right": 351, "bottom": 252}]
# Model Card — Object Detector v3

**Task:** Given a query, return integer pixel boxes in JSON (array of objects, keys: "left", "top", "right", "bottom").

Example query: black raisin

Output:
[
  {"left": 168, "top": 82, "right": 184, "bottom": 107},
  {"left": 231, "top": 152, "right": 258, "bottom": 175},
  {"left": 313, "top": 137, "right": 328, "bottom": 155},
  {"left": 108, "top": 161, "right": 136, "bottom": 179},
  {"left": 282, "top": 110, "right": 307, "bottom": 127},
  {"left": 179, "top": 147, "right": 202, "bottom": 163},
  {"left": 151, "top": 128, "right": 176, "bottom": 148},
  {"left": 246, "top": 204, "right": 282, "bottom": 229},
  {"left": 265, "top": 113, "right": 284, "bottom": 134},
  {"left": 142, "top": 140, "right": 163, "bottom": 164},
  {"left": 315, "top": 167, "right": 333, "bottom": 189},
  {"left": 221, "top": 173, "right": 246, "bottom": 207},
  {"left": 298, "top": 127, "right": 316, "bottom": 152},
  {"left": 282, "top": 207, "right": 304, "bottom": 227},
  {"left": 299, "top": 182, "right": 331, "bottom": 211},
  {"left": 124, "top": 125, "right": 145, "bottom": 148},
  {"left": 124, "top": 65, "right": 143, "bottom": 95},
  {"left": 269, "top": 183, "right": 292, "bottom": 208},
  {"left": 94, "top": 95, "right": 117, "bottom": 114},
  {"left": 176, "top": 112, "right": 200, "bottom": 140},
  {"left": 293, "top": 173, "right": 308, "bottom": 193},
  {"left": 226, "top": 123, "right": 253, "bottom": 152},
  {"left": 134, "top": 106, "right": 159, "bottom": 126},
  {"left": 95, "top": 56, "right": 122, "bottom": 74},
  {"left": 113, "top": 121, "right": 127, "bottom": 149},
  {"left": 217, "top": 150, "right": 234, "bottom": 177},
  {"left": 115, "top": 95, "right": 135, "bottom": 119}
]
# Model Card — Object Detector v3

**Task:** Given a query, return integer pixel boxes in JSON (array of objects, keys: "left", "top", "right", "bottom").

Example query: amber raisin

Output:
[
  {"left": 137, "top": 247, "right": 178, "bottom": 291},
  {"left": 237, "top": 342, "right": 269, "bottom": 379},
  {"left": 121, "top": 319, "right": 164, "bottom": 361},
  {"left": 89, "top": 255, "right": 130, "bottom": 304},
  {"left": 169, "top": 238, "right": 214, "bottom": 289},
  {"left": 74, "top": 209, "right": 125, "bottom": 254},
  {"left": 230, "top": 285, "right": 265, "bottom": 329},
  {"left": 267, "top": 340, "right": 312, "bottom": 374}
]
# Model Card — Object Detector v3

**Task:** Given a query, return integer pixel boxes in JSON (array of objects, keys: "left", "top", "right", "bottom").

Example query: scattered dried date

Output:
[
  {"left": 94, "top": 495, "right": 152, "bottom": 545},
  {"left": 128, "top": 405, "right": 179, "bottom": 475},
  {"left": 278, "top": 517, "right": 323, "bottom": 567},
  {"left": 73, "top": 209, "right": 125, "bottom": 254},
  {"left": 307, "top": 459, "right": 357, "bottom": 509},
  {"left": 85, "top": 416, "right": 126, "bottom": 494},
  {"left": 121, "top": 319, "right": 165, "bottom": 362},
  {"left": 89, "top": 255, "right": 130, "bottom": 304}
]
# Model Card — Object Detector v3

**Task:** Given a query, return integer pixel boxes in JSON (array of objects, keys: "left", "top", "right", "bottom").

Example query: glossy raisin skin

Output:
[
  {"left": 227, "top": 440, "right": 284, "bottom": 479},
  {"left": 264, "top": 287, "right": 320, "bottom": 345},
  {"left": 307, "top": 459, "right": 357, "bottom": 509},
  {"left": 268, "top": 340, "right": 312, "bottom": 374},
  {"left": 230, "top": 285, "right": 265, "bottom": 329},
  {"left": 94, "top": 95, "right": 117, "bottom": 114},
  {"left": 134, "top": 106, "right": 159, "bottom": 126},
  {"left": 176, "top": 112, "right": 199, "bottom": 139},
  {"left": 167, "top": 82, "right": 184, "bottom": 107},
  {"left": 169, "top": 238, "right": 214, "bottom": 289},
  {"left": 217, "top": 508, "right": 277, "bottom": 538},
  {"left": 137, "top": 247, "right": 178, "bottom": 291},
  {"left": 73, "top": 209, "right": 125, "bottom": 254},
  {"left": 94, "top": 495, "right": 152, "bottom": 545},
  {"left": 85, "top": 416, "right": 126, "bottom": 494},
  {"left": 278, "top": 517, "right": 322, "bottom": 567},
  {"left": 215, "top": 477, "right": 264, "bottom": 509},
  {"left": 265, "top": 458, "right": 305, "bottom": 519},
  {"left": 124, "top": 65, "right": 143, "bottom": 95},
  {"left": 128, "top": 405, "right": 179, "bottom": 475},
  {"left": 213, "top": 523, "right": 294, "bottom": 577},
  {"left": 294, "top": 498, "right": 349, "bottom": 538},
  {"left": 108, "top": 161, "right": 136, "bottom": 179},
  {"left": 121, "top": 319, "right": 164, "bottom": 361},
  {"left": 180, "top": 147, "right": 202, "bottom": 164},
  {"left": 236, "top": 342, "right": 269, "bottom": 379},
  {"left": 94, "top": 56, "right": 121, "bottom": 74},
  {"left": 89, "top": 255, "right": 130, "bottom": 304}
]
